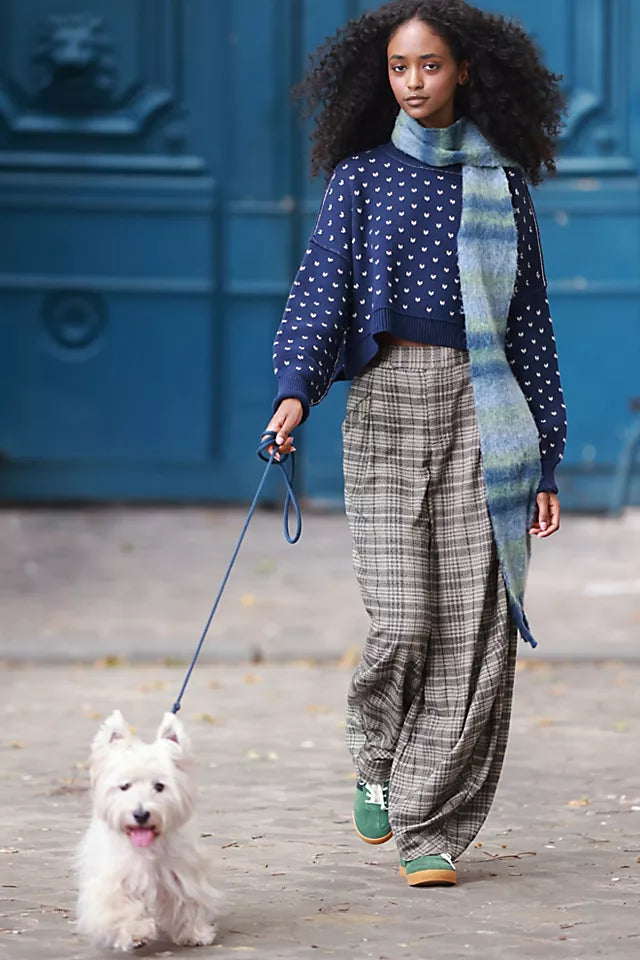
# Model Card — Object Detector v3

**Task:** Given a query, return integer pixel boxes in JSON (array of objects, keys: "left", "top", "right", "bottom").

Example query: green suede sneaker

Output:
[
  {"left": 352, "top": 780, "right": 392, "bottom": 844},
  {"left": 401, "top": 853, "right": 456, "bottom": 886}
]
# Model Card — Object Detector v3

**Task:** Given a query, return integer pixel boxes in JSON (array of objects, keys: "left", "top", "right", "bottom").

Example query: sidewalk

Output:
[
  {"left": 0, "top": 507, "right": 638, "bottom": 662},
  {"left": 1, "top": 507, "right": 639, "bottom": 958},
  {"left": 1, "top": 659, "right": 639, "bottom": 959}
]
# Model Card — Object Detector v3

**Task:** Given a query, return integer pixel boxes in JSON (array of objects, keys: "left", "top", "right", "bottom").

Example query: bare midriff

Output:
[{"left": 378, "top": 332, "right": 427, "bottom": 347}]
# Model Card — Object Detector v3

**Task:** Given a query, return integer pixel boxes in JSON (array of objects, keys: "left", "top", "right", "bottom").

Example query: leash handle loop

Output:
[
  {"left": 257, "top": 431, "right": 302, "bottom": 545},
  {"left": 170, "top": 431, "right": 302, "bottom": 714}
]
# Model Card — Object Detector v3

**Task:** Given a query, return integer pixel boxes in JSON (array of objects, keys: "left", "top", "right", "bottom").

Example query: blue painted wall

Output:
[{"left": 0, "top": 0, "right": 638, "bottom": 508}]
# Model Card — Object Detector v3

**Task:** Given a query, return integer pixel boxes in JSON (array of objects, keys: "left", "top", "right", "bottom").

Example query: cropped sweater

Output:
[{"left": 272, "top": 142, "right": 566, "bottom": 492}]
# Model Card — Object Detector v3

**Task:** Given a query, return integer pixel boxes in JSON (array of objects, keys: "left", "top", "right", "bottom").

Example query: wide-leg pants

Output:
[{"left": 343, "top": 344, "right": 518, "bottom": 862}]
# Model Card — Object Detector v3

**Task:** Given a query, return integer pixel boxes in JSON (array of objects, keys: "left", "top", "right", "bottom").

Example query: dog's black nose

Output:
[{"left": 133, "top": 809, "right": 150, "bottom": 825}]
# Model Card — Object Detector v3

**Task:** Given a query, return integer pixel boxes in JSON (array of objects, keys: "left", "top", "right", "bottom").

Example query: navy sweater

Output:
[{"left": 273, "top": 142, "right": 566, "bottom": 492}]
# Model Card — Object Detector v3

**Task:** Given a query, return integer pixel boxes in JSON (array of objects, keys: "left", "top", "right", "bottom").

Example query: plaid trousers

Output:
[{"left": 343, "top": 344, "right": 518, "bottom": 862}]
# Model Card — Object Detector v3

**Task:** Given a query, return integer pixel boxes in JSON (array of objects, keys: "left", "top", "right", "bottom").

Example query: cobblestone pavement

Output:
[
  {"left": 1, "top": 506, "right": 639, "bottom": 957},
  {"left": 1, "top": 660, "right": 640, "bottom": 960},
  {"left": 0, "top": 507, "right": 638, "bottom": 663}
]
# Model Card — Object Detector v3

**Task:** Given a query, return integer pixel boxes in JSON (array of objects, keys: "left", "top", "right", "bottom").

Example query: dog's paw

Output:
[
  {"left": 112, "top": 936, "right": 146, "bottom": 953},
  {"left": 113, "top": 919, "right": 158, "bottom": 952},
  {"left": 176, "top": 924, "right": 217, "bottom": 947}
]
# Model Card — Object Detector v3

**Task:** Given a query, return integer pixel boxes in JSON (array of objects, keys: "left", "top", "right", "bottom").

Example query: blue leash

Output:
[{"left": 170, "top": 431, "right": 301, "bottom": 714}]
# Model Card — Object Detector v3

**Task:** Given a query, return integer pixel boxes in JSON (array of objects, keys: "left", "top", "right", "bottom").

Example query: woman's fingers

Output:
[
  {"left": 547, "top": 494, "right": 561, "bottom": 535},
  {"left": 263, "top": 399, "right": 304, "bottom": 459},
  {"left": 529, "top": 492, "right": 561, "bottom": 538}
]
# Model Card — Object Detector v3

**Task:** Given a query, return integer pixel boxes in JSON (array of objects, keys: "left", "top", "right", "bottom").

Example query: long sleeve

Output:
[
  {"left": 272, "top": 169, "right": 353, "bottom": 420},
  {"left": 505, "top": 170, "right": 567, "bottom": 493}
]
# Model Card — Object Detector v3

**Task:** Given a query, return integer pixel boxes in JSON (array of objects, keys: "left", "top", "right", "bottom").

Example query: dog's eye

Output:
[
  {"left": 119, "top": 783, "right": 131, "bottom": 792},
  {"left": 153, "top": 782, "right": 165, "bottom": 793}
]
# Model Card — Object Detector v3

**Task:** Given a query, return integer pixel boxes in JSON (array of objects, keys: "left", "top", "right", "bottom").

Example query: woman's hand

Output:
[
  {"left": 263, "top": 399, "right": 304, "bottom": 459},
  {"left": 529, "top": 492, "right": 560, "bottom": 538}
]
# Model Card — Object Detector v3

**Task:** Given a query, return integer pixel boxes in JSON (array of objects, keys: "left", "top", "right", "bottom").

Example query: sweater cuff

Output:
[
  {"left": 272, "top": 373, "right": 311, "bottom": 423},
  {"left": 537, "top": 458, "right": 559, "bottom": 495}
]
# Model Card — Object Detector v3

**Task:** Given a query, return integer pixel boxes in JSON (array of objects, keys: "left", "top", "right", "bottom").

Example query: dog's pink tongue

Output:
[{"left": 129, "top": 828, "right": 155, "bottom": 848}]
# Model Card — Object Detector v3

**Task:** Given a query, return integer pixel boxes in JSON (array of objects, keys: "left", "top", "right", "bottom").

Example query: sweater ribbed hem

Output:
[
  {"left": 273, "top": 373, "right": 310, "bottom": 422},
  {"left": 538, "top": 458, "right": 559, "bottom": 494},
  {"left": 368, "top": 307, "right": 467, "bottom": 352}
]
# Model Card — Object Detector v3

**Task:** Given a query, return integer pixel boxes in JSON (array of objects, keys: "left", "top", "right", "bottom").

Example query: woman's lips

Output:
[{"left": 405, "top": 97, "right": 428, "bottom": 106}]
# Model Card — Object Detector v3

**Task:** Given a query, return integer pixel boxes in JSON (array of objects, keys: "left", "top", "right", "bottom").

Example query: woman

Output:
[{"left": 265, "top": 0, "right": 566, "bottom": 887}]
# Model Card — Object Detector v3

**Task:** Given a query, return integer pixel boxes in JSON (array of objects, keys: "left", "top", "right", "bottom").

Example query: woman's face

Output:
[{"left": 387, "top": 18, "right": 468, "bottom": 128}]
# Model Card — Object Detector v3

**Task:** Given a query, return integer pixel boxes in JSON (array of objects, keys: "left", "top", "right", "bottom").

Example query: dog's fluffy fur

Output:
[{"left": 76, "top": 710, "right": 219, "bottom": 951}]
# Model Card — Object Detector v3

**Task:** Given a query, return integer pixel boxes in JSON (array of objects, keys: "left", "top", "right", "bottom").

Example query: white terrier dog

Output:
[{"left": 76, "top": 709, "right": 219, "bottom": 951}]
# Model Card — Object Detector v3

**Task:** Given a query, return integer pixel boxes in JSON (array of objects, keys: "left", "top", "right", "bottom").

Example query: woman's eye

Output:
[
  {"left": 154, "top": 782, "right": 165, "bottom": 793},
  {"left": 119, "top": 783, "right": 131, "bottom": 792},
  {"left": 424, "top": 63, "right": 439, "bottom": 71}
]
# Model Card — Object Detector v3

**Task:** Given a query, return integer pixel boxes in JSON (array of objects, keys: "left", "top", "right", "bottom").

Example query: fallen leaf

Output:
[
  {"left": 94, "top": 656, "right": 126, "bottom": 668},
  {"left": 339, "top": 646, "right": 360, "bottom": 669},
  {"left": 195, "top": 713, "right": 224, "bottom": 725},
  {"left": 568, "top": 798, "right": 590, "bottom": 807},
  {"left": 241, "top": 594, "right": 256, "bottom": 608},
  {"left": 137, "top": 680, "right": 170, "bottom": 693},
  {"left": 50, "top": 779, "right": 88, "bottom": 796},
  {"left": 243, "top": 674, "right": 261, "bottom": 685}
]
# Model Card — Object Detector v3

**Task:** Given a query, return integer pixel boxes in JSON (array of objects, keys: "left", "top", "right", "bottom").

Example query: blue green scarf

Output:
[{"left": 392, "top": 112, "right": 540, "bottom": 646}]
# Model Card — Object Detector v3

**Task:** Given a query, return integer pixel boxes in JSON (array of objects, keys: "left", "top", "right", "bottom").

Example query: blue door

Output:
[
  {"left": 0, "top": 0, "right": 638, "bottom": 508},
  {"left": 0, "top": 0, "right": 288, "bottom": 501}
]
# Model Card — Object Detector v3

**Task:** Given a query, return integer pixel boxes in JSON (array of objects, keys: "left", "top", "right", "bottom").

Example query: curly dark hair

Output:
[{"left": 295, "top": 0, "right": 565, "bottom": 184}]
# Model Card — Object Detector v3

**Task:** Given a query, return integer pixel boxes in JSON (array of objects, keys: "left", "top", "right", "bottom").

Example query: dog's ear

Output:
[
  {"left": 156, "top": 712, "right": 192, "bottom": 756},
  {"left": 91, "top": 710, "right": 132, "bottom": 752},
  {"left": 89, "top": 710, "right": 132, "bottom": 784}
]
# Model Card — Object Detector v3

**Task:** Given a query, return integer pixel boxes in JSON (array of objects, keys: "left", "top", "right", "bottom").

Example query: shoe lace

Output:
[
  {"left": 364, "top": 782, "right": 388, "bottom": 810},
  {"left": 440, "top": 852, "right": 454, "bottom": 867}
]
